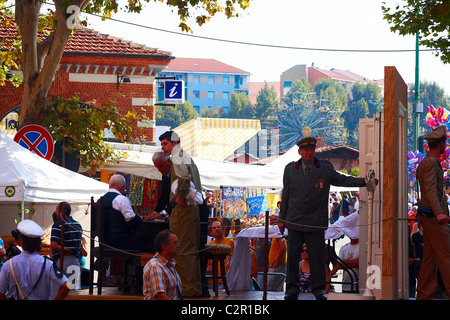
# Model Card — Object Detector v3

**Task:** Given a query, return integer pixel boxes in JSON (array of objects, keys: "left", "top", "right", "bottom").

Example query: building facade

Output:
[
  {"left": 280, "top": 63, "right": 384, "bottom": 97},
  {"left": 157, "top": 57, "right": 250, "bottom": 114}
]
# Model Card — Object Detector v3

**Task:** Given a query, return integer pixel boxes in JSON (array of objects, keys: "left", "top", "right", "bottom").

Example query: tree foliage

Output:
[
  {"left": 313, "top": 78, "right": 348, "bottom": 115},
  {"left": 229, "top": 91, "right": 254, "bottom": 119},
  {"left": 85, "top": 0, "right": 251, "bottom": 33},
  {"left": 201, "top": 105, "right": 227, "bottom": 118},
  {"left": 155, "top": 101, "right": 198, "bottom": 128},
  {"left": 382, "top": 0, "right": 450, "bottom": 63},
  {"left": 254, "top": 83, "right": 279, "bottom": 124},
  {"left": 43, "top": 95, "right": 149, "bottom": 175}
]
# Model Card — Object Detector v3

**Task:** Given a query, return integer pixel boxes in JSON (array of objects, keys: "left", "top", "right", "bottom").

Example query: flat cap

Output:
[
  {"left": 17, "top": 219, "right": 44, "bottom": 238},
  {"left": 296, "top": 136, "right": 317, "bottom": 148},
  {"left": 424, "top": 125, "right": 448, "bottom": 143}
]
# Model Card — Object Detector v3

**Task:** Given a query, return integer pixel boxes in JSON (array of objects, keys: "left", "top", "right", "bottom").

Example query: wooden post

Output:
[{"left": 382, "top": 66, "right": 408, "bottom": 300}]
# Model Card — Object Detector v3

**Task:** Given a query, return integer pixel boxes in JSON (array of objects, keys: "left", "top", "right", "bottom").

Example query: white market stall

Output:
[
  {"left": 0, "top": 130, "right": 108, "bottom": 235},
  {"left": 101, "top": 143, "right": 360, "bottom": 193},
  {"left": 101, "top": 142, "right": 284, "bottom": 190}
]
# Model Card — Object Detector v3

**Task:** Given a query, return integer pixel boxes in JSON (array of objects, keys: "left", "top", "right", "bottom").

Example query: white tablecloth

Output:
[
  {"left": 325, "top": 212, "right": 359, "bottom": 240},
  {"left": 226, "top": 225, "right": 285, "bottom": 291}
]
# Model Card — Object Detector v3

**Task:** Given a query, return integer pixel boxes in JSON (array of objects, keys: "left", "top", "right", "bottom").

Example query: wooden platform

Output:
[{"left": 67, "top": 287, "right": 372, "bottom": 300}]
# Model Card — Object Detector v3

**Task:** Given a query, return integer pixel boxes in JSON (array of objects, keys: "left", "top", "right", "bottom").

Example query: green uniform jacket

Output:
[
  {"left": 416, "top": 151, "right": 449, "bottom": 217},
  {"left": 280, "top": 158, "right": 366, "bottom": 232}
]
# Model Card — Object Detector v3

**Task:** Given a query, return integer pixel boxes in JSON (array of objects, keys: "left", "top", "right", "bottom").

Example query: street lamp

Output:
[{"left": 117, "top": 75, "right": 131, "bottom": 90}]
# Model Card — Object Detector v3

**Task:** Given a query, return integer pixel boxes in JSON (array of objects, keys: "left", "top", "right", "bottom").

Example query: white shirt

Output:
[
  {"left": 108, "top": 188, "right": 136, "bottom": 222},
  {"left": 353, "top": 200, "right": 359, "bottom": 213},
  {"left": 339, "top": 242, "right": 359, "bottom": 292},
  {"left": 0, "top": 251, "right": 67, "bottom": 300}
]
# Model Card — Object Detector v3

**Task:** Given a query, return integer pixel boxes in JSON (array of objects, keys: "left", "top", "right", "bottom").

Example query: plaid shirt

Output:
[{"left": 143, "top": 253, "right": 182, "bottom": 300}]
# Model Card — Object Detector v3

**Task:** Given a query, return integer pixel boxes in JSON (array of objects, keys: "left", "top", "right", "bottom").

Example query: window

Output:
[
  {"left": 194, "top": 91, "right": 200, "bottom": 98},
  {"left": 208, "top": 91, "right": 214, "bottom": 99},
  {"left": 223, "top": 76, "right": 229, "bottom": 84},
  {"left": 194, "top": 75, "right": 200, "bottom": 83},
  {"left": 223, "top": 92, "right": 229, "bottom": 99},
  {"left": 208, "top": 76, "right": 214, "bottom": 84}
]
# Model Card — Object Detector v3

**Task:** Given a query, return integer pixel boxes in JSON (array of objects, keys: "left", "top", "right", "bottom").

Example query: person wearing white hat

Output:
[{"left": 0, "top": 220, "right": 69, "bottom": 300}]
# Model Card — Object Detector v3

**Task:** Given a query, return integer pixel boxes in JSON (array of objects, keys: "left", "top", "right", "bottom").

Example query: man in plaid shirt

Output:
[{"left": 143, "top": 230, "right": 182, "bottom": 300}]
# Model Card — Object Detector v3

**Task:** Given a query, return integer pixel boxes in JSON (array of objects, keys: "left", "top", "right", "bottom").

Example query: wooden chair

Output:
[
  {"left": 204, "top": 244, "right": 231, "bottom": 298},
  {"left": 88, "top": 196, "right": 141, "bottom": 295}
]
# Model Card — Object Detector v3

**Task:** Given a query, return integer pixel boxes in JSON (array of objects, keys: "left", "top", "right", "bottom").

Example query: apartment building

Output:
[{"left": 157, "top": 57, "right": 250, "bottom": 114}]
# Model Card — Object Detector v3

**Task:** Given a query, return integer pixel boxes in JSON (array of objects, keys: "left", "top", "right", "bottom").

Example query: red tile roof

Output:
[
  {"left": 65, "top": 28, "right": 172, "bottom": 57},
  {"left": 331, "top": 68, "right": 384, "bottom": 86},
  {"left": 316, "top": 68, "right": 356, "bottom": 83},
  {"left": 0, "top": 17, "right": 171, "bottom": 57},
  {"left": 165, "top": 57, "right": 249, "bottom": 74}
]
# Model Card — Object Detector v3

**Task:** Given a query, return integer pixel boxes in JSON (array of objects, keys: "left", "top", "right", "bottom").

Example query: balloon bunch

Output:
[
  {"left": 407, "top": 150, "right": 425, "bottom": 183},
  {"left": 424, "top": 105, "right": 450, "bottom": 181},
  {"left": 426, "top": 105, "right": 449, "bottom": 129}
]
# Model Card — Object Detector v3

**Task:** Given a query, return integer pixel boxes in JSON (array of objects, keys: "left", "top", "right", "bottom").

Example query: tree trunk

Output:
[{"left": 16, "top": 0, "right": 89, "bottom": 128}]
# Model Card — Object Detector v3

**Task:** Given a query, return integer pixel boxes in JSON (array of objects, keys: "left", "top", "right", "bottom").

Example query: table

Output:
[
  {"left": 134, "top": 219, "right": 170, "bottom": 252},
  {"left": 226, "top": 225, "right": 285, "bottom": 291}
]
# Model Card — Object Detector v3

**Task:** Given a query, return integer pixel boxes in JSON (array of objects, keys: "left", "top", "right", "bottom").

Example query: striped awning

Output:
[{"left": 173, "top": 117, "right": 260, "bottom": 161}]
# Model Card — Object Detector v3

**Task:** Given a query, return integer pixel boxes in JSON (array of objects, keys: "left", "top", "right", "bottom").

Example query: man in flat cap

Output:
[
  {"left": 0, "top": 220, "right": 69, "bottom": 300},
  {"left": 415, "top": 125, "right": 450, "bottom": 300},
  {"left": 278, "top": 135, "right": 375, "bottom": 300}
]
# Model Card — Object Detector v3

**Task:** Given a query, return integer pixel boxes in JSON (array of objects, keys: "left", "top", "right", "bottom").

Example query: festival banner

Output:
[
  {"left": 221, "top": 186, "right": 245, "bottom": 219},
  {"left": 246, "top": 194, "right": 268, "bottom": 217}
]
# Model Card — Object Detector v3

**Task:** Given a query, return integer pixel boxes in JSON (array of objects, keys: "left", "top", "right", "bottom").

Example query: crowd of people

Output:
[{"left": 1, "top": 126, "right": 449, "bottom": 301}]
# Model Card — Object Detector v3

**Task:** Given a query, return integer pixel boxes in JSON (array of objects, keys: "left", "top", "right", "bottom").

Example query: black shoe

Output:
[
  {"left": 202, "top": 290, "right": 211, "bottom": 298},
  {"left": 315, "top": 293, "right": 328, "bottom": 300}
]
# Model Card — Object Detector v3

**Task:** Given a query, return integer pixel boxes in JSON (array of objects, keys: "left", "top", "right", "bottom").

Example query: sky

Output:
[{"left": 61, "top": 0, "right": 450, "bottom": 95}]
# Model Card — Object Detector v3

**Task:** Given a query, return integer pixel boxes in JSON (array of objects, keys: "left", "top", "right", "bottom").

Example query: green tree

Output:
[
  {"left": 0, "top": 0, "right": 251, "bottom": 127},
  {"left": 363, "top": 82, "right": 383, "bottom": 116},
  {"left": 314, "top": 78, "right": 348, "bottom": 115},
  {"left": 43, "top": 95, "right": 149, "bottom": 175},
  {"left": 342, "top": 98, "right": 369, "bottom": 148},
  {"left": 281, "top": 78, "right": 313, "bottom": 107},
  {"left": 155, "top": 101, "right": 198, "bottom": 128},
  {"left": 254, "top": 83, "right": 279, "bottom": 127},
  {"left": 201, "top": 106, "right": 226, "bottom": 118},
  {"left": 228, "top": 92, "right": 254, "bottom": 119},
  {"left": 407, "top": 80, "right": 450, "bottom": 150},
  {"left": 382, "top": 0, "right": 450, "bottom": 63}
]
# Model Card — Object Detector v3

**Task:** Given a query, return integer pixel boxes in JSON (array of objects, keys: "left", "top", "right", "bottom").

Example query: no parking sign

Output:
[{"left": 14, "top": 124, "right": 54, "bottom": 161}]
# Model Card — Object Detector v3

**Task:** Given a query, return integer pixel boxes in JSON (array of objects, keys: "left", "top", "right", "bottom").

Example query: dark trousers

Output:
[{"left": 286, "top": 229, "right": 326, "bottom": 296}]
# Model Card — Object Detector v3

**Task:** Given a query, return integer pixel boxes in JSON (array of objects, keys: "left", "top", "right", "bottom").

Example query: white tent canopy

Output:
[
  {"left": 101, "top": 142, "right": 360, "bottom": 192},
  {"left": 101, "top": 144, "right": 282, "bottom": 190},
  {"left": 0, "top": 130, "right": 108, "bottom": 203}
]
